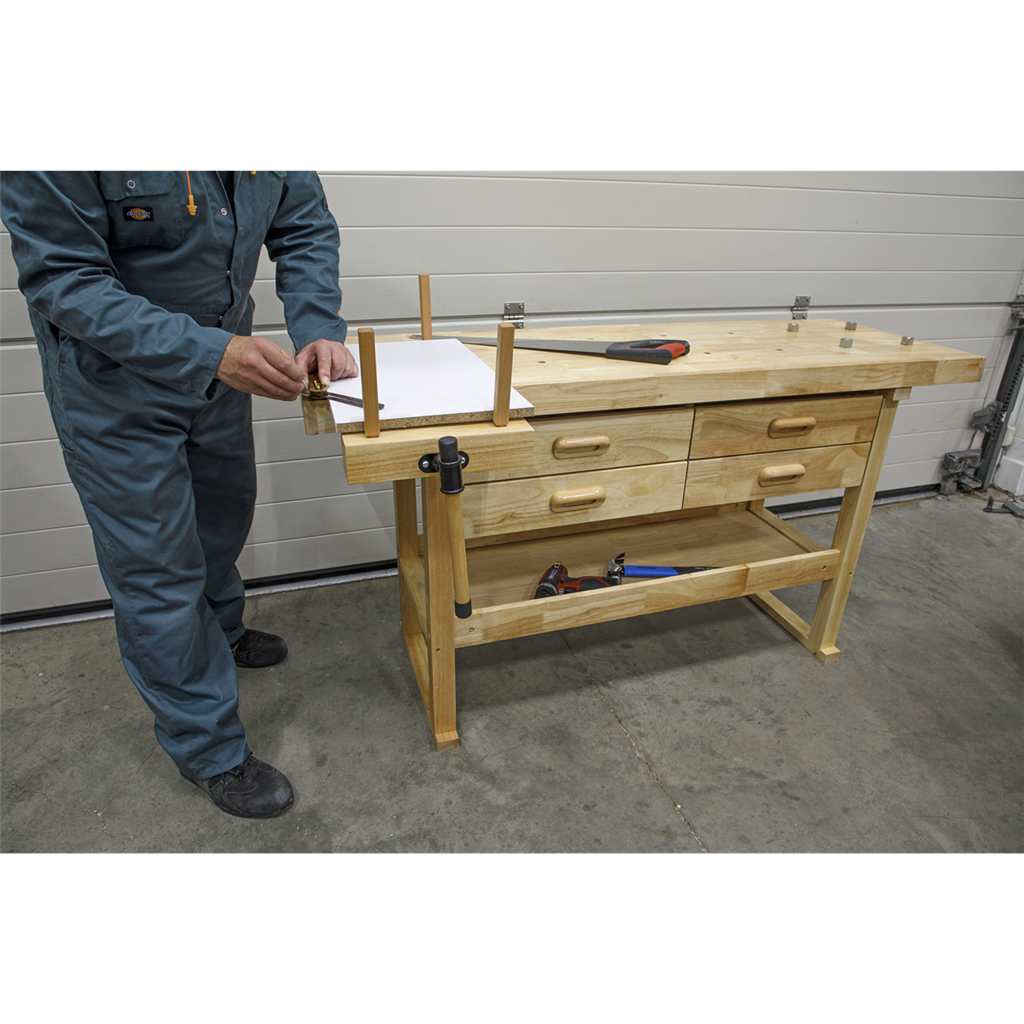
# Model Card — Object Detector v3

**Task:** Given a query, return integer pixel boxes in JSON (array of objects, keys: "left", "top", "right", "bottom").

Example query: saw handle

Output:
[{"left": 605, "top": 339, "right": 690, "bottom": 364}]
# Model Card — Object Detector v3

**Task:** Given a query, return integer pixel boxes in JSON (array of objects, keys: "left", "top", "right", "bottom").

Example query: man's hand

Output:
[
  {"left": 216, "top": 335, "right": 307, "bottom": 401},
  {"left": 295, "top": 339, "right": 358, "bottom": 386}
]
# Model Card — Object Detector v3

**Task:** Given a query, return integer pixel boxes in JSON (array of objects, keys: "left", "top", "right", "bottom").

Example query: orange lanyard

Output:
[{"left": 185, "top": 171, "right": 256, "bottom": 215}]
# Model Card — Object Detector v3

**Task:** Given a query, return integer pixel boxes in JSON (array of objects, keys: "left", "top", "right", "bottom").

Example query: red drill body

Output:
[{"left": 534, "top": 563, "right": 620, "bottom": 598}]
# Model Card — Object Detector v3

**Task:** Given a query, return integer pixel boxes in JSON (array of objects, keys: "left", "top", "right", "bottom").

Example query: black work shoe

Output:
[
  {"left": 231, "top": 628, "right": 288, "bottom": 668},
  {"left": 180, "top": 753, "right": 294, "bottom": 818}
]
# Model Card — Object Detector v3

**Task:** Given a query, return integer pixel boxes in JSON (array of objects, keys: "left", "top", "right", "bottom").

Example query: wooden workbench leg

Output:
[
  {"left": 422, "top": 477, "right": 460, "bottom": 750},
  {"left": 394, "top": 479, "right": 420, "bottom": 643},
  {"left": 807, "top": 391, "right": 902, "bottom": 662}
]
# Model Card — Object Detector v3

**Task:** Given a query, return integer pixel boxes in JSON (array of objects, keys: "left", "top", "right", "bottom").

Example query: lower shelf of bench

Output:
[{"left": 399, "top": 506, "right": 839, "bottom": 650}]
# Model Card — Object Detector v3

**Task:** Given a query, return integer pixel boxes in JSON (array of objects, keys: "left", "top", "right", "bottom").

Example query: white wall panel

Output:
[
  {"left": 0, "top": 342, "right": 43, "bottom": 389},
  {"left": 3, "top": 171, "right": 1022, "bottom": 616},
  {"left": 1, "top": 438, "right": 67, "bottom": 488},
  {"left": 321, "top": 175, "right": 1024, "bottom": 233},
  {"left": 0, "top": 524, "right": 95, "bottom": 575},
  {"left": 298, "top": 272, "right": 1020, "bottom": 325},
  {"left": 1, "top": 392, "right": 56, "bottom": 442},
  {"left": 0, "top": 564, "right": 108, "bottom": 614},
  {"left": 403, "top": 172, "right": 1024, "bottom": 198},
  {"left": 0, "top": 482, "right": 88, "bottom": 532},
  {"left": 236, "top": 527, "right": 398, "bottom": 581},
  {"left": 326, "top": 228, "right": 1020, "bottom": 275}
]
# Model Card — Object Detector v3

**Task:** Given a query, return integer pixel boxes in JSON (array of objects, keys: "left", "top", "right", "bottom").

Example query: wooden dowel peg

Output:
[
  {"left": 357, "top": 327, "right": 380, "bottom": 438},
  {"left": 418, "top": 275, "right": 432, "bottom": 340},
  {"left": 492, "top": 321, "right": 515, "bottom": 427},
  {"left": 446, "top": 498, "right": 471, "bottom": 618}
]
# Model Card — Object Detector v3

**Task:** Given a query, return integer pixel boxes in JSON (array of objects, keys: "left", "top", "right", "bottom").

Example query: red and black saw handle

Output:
[{"left": 605, "top": 339, "right": 690, "bottom": 364}]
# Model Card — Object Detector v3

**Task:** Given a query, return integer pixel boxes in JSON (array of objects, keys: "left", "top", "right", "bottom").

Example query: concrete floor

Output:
[{"left": 2, "top": 489, "right": 1021, "bottom": 854}]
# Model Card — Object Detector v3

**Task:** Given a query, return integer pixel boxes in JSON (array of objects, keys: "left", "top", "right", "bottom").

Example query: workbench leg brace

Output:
[{"left": 748, "top": 391, "right": 902, "bottom": 663}]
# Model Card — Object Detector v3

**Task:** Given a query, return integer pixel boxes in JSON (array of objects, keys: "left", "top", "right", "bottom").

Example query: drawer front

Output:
[
  {"left": 461, "top": 462, "right": 688, "bottom": 538},
  {"left": 690, "top": 395, "right": 882, "bottom": 458},
  {"left": 463, "top": 407, "right": 694, "bottom": 483},
  {"left": 683, "top": 444, "right": 871, "bottom": 508}
]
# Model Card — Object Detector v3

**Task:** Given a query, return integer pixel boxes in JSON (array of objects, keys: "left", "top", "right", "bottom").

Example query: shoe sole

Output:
[{"left": 233, "top": 655, "right": 287, "bottom": 669}]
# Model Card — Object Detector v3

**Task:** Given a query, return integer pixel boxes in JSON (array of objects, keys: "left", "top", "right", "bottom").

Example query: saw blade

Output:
[{"left": 458, "top": 336, "right": 615, "bottom": 356}]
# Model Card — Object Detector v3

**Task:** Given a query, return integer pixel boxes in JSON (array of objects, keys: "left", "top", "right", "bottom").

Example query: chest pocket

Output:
[{"left": 99, "top": 171, "right": 185, "bottom": 250}]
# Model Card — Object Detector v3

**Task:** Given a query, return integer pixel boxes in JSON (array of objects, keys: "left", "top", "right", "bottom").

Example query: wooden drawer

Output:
[
  {"left": 683, "top": 444, "right": 871, "bottom": 509},
  {"left": 464, "top": 407, "right": 694, "bottom": 483},
  {"left": 461, "top": 462, "right": 688, "bottom": 539},
  {"left": 690, "top": 395, "right": 882, "bottom": 458}
]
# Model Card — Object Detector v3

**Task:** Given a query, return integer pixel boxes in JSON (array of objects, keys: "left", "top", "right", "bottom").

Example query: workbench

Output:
[{"left": 304, "top": 320, "right": 984, "bottom": 750}]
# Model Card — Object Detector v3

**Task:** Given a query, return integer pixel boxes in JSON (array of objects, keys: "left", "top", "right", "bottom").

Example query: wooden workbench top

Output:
[
  {"left": 304, "top": 320, "right": 985, "bottom": 436},
  {"left": 450, "top": 320, "right": 984, "bottom": 416}
]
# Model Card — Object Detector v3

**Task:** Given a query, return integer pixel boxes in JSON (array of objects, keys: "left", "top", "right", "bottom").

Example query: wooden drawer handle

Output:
[
  {"left": 552, "top": 434, "right": 611, "bottom": 458},
  {"left": 758, "top": 464, "right": 807, "bottom": 487},
  {"left": 550, "top": 486, "right": 606, "bottom": 511},
  {"left": 768, "top": 416, "right": 817, "bottom": 437}
]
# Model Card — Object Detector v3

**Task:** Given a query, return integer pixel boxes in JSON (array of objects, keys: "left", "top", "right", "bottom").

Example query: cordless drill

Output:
[{"left": 534, "top": 563, "right": 621, "bottom": 598}]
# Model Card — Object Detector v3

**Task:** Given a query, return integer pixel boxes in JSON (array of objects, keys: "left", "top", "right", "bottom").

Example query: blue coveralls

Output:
[{"left": 1, "top": 171, "right": 347, "bottom": 778}]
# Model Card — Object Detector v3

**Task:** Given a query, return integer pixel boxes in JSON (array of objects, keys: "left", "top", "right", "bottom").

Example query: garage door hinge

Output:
[
  {"left": 502, "top": 302, "right": 525, "bottom": 328},
  {"left": 791, "top": 296, "right": 811, "bottom": 320},
  {"left": 1010, "top": 293, "right": 1024, "bottom": 320}
]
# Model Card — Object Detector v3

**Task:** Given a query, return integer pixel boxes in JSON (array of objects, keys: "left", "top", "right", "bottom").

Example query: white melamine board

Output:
[{"left": 324, "top": 339, "right": 531, "bottom": 429}]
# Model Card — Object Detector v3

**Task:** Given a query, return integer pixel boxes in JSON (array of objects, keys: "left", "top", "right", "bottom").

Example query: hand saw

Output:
[{"left": 461, "top": 337, "right": 690, "bottom": 364}]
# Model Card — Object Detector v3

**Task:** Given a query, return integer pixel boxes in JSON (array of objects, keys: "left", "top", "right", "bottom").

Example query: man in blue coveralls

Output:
[{"left": 1, "top": 171, "right": 356, "bottom": 819}]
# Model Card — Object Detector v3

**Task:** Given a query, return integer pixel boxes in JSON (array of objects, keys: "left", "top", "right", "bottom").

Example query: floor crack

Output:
[{"left": 560, "top": 635, "right": 709, "bottom": 853}]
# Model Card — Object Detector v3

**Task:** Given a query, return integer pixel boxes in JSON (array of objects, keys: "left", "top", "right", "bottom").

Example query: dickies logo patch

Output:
[{"left": 123, "top": 206, "right": 153, "bottom": 221}]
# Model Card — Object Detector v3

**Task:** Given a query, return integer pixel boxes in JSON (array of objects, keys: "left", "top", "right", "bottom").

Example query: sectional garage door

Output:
[{"left": 2, "top": 170, "right": 1021, "bottom": 616}]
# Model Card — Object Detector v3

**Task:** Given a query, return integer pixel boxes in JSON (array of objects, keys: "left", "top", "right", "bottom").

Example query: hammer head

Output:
[{"left": 607, "top": 553, "right": 626, "bottom": 578}]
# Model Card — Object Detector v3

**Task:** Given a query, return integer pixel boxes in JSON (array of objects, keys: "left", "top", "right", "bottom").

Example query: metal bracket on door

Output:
[
  {"left": 502, "top": 302, "right": 525, "bottom": 328},
  {"left": 791, "top": 296, "right": 811, "bottom": 320}
]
